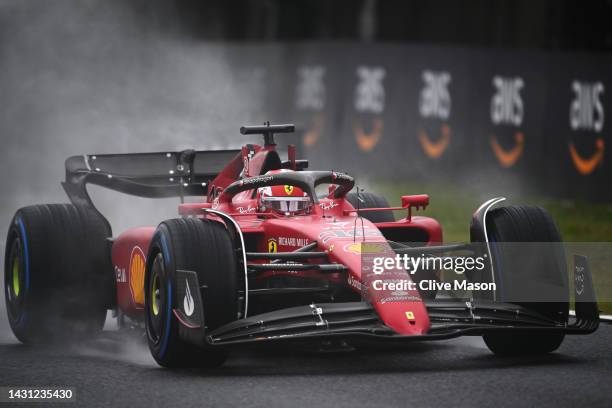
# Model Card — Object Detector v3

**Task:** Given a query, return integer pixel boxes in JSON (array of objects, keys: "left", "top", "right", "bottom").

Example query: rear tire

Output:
[
  {"left": 4, "top": 204, "right": 112, "bottom": 344},
  {"left": 346, "top": 191, "right": 394, "bottom": 223},
  {"left": 482, "top": 205, "right": 568, "bottom": 355},
  {"left": 144, "top": 217, "right": 239, "bottom": 368}
]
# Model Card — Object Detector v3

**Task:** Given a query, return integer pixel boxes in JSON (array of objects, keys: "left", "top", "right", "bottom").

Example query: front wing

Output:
[
  {"left": 177, "top": 254, "right": 599, "bottom": 348},
  {"left": 205, "top": 299, "right": 598, "bottom": 347}
]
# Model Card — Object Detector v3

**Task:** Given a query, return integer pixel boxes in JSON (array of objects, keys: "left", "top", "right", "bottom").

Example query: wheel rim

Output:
[
  {"left": 147, "top": 253, "right": 165, "bottom": 343},
  {"left": 12, "top": 256, "right": 20, "bottom": 297},
  {"left": 151, "top": 269, "right": 160, "bottom": 316},
  {"left": 5, "top": 235, "right": 24, "bottom": 323}
]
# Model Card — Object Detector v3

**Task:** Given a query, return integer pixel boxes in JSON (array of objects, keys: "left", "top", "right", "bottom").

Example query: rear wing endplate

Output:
[{"left": 62, "top": 149, "right": 240, "bottom": 224}]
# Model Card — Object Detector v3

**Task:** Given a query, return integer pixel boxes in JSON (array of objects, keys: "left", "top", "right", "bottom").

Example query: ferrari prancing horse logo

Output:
[
  {"left": 267, "top": 238, "right": 278, "bottom": 253},
  {"left": 284, "top": 185, "right": 294, "bottom": 195}
]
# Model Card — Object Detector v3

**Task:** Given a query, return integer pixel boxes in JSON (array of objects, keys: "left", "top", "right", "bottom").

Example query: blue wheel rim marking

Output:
[
  {"left": 158, "top": 233, "right": 172, "bottom": 359},
  {"left": 14, "top": 217, "right": 30, "bottom": 327},
  {"left": 17, "top": 217, "right": 30, "bottom": 290}
]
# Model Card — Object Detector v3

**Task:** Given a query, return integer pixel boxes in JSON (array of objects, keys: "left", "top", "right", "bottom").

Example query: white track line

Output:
[{"left": 569, "top": 310, "right": 612, "bottom": 323}]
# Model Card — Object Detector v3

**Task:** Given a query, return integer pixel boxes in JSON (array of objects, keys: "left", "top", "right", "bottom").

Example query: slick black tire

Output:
[
  {"left": 4, "top": 204, "right": 112, "bottom": 344},
  {"left": 482, "top": 205, "right": 568, "bottom": 355},
  {"left": 144, "top": 217, "right": 239, "bottom": 368},
  {"left": 346, "top": 191, "right": 395, "bottom": 223}
]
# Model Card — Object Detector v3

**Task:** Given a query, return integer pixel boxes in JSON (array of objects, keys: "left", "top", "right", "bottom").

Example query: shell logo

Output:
[{"left": 129, "top": 247, "right": 146, "bottom": 306}]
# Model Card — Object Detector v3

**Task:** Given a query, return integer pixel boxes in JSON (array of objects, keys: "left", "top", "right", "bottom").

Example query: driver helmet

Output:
[{"left": 257, "top": 170, "right": 311, "bottom": 215}]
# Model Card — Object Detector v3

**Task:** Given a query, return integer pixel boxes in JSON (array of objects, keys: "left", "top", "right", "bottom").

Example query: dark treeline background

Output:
[{"left": 118, "top": 0, "right": 612, "bottom": 50}]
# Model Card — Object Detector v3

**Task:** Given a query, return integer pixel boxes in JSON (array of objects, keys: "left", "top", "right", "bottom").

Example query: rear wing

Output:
[{"left": 62, "top": 149, "right": 240, "bottom": 223}]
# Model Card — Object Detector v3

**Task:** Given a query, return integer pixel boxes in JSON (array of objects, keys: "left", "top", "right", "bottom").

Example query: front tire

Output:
[
  {"left": 144, "top": 217, "right": 239, "bottom": 368},
  {"left": 346, "top": 191, "right": 394, "bottom": 223},
  {"left": 482, "top": 205, "right": 568, "bottom": 355}
]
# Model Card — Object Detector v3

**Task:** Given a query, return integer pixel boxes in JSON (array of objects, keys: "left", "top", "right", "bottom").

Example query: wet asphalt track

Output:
[{"left": 0, "top": 322, "right": 610, "bottom": 408}]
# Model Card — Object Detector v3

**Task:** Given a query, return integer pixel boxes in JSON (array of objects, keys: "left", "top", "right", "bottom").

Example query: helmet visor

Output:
[{"left": 262, "top": 196, "right": 311, "bottom": 214}]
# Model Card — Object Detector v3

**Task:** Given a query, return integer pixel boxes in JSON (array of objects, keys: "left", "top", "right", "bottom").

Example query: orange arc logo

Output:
[
  {"left": 354, "top": 118, "right": 384, "bottom": 152},
  {"left": 303, "top": 114, "right": 324, "bottom": 147},
  {"left": 129, "top": 247, "right": 146, "bottom": 306},
  {"left": 569, "top": 138, "right": 605, "bottom": 175},
  {"left": 418, "top": 124, "right": 451, "bottom": 159},
  {"left": 490, "top": 131, "right": 524, "bottom": 168}
]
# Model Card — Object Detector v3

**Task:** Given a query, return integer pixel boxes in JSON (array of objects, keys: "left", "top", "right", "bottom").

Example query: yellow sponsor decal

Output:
[
  {"left": 343, "top": 242, "right": 386, "bottom": 255},
  {"left": 129, "top": 247, "right": 146, "bottom": 305},
  {"left": 267, "top": 238, "right": 278, "bottom": 253},
  {"left": 284, "top": 185, "right": 294, "bottom": 195},
  {"left": 405, "top": 311, "right": 415, "bottom": 320}
]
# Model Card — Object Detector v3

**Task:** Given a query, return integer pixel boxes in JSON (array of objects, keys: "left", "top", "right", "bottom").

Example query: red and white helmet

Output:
[{"left": 257, "top": 170, "right": 311, "bottom": 215}]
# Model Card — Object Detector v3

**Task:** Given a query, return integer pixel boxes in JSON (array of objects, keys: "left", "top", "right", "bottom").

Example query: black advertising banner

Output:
[{"left": 236, "top": 43, "right": 611, "bottom": 201}]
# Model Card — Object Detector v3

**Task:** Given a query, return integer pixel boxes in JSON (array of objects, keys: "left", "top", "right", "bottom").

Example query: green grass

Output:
[{"left": 370, "top": 181, "right": 612, "bottom": 314}]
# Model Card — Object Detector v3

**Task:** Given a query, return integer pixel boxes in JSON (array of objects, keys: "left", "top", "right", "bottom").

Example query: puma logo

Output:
[
  {"left": 183, "top": 279, "right": 194, "bottom": 317},
  {"left": 418, "top": 124, "right": 451, "bottom": 159},
  {"left": 490, "top": 131, "right": 524, "bottom": 167},
  {"left": 569, "top": 138, "right": 605, "bottom": 175},
  {"left": 354, "top": 118, "right": 383, "bottom": 152}
]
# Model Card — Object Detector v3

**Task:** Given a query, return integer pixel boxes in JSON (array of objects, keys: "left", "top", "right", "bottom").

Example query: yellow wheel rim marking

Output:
[
  {"left": 12, "top": 256, "right": 20, "bottom": 297},
  {"left": 151, "top": 274, "right": 160, "bottom": 316}
]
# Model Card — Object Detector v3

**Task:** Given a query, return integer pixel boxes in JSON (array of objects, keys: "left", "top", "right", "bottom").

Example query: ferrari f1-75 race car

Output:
[{"left": 4, "top": 123, "right": 599, "bottom": 367}]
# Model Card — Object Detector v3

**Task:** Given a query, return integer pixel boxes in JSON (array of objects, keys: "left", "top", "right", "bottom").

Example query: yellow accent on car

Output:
[
  {"left": 12, "top": 257, "right": 20, "bottom": 297},
  {"left": 405, "top": 311, "right": 415, "bottom": 320},
  {"left": 268, "top": 239, "right": 278, "bottom": 253},
  {"left": 129, "top": 250, "right": 146, "bottom": 305}
]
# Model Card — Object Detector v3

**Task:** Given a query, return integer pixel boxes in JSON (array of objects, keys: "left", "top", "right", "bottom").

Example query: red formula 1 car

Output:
[{"left": 4, "top": 123, "right": 599, "bottom": 367}]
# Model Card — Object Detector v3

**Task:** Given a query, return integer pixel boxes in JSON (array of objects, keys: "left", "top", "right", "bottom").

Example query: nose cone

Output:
[
  {"left": 360, "top": 244, "right": 431, "bottom": 335},
  {"left": 373, "top": 299, "right": 430, "bottom": 335}
]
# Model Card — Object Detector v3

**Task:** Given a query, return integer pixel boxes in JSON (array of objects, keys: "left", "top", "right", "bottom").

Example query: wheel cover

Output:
[
  {"left": 12, "top": 256, "right": 20, "bottom": 297},
  {"left": 5, "top": 236, "right": 24, "bottom": 323},
  {"left": 147, "top": 253, "right": 165, "bottom": 343},
  {"left": 151, "top": 269, "right": 160, "bottom": 316}
]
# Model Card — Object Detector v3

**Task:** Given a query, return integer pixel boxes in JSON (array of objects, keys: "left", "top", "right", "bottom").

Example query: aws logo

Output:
[
  {"left": 568, "top": 81, "right": 605, "bottom": 175},
  {"left": 418, "top": 124, "right": 451, "bottom": 159},
  {"left": 129, "top": 247, "right": 146, "bottom": 306},
  {"left": 295, "top": 66, "right": 326, "bottom": 147},
  {"left": 417, "top": 70, "right": 452, "bottom": 159},
  {"left": 489, "top": 76, "right": 525, "bottom": 167},
  {"left": 303, "top": 114, "right": 325, "bottom": 147},
  {"left": 353, "top": 66, "right": 385, "bottom": 152},
  {"left": 490, "top": 131, "right": 524, "bottom": 168},
  {"left": 354, "top": 119, "right": 384, "bottom": 152}
]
